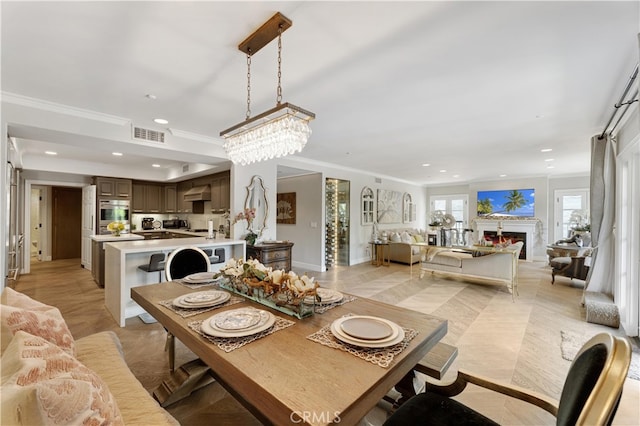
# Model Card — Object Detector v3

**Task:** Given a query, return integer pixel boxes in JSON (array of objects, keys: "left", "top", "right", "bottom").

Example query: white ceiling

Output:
[{"left": 2, "top": 1, "right": 638, "bottom": 185}]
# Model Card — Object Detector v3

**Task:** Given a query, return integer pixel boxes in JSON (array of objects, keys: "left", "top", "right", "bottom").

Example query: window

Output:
[
  {"left": 553, "top": 189, "right": 589, "bottom": 241},
  {"left": 403, "top": 193, "right": 415, "bottom": 223},
  {"left": 361, "top": 187, "right": 375, "bottom": 225},
  {"left": 429, "top": 195, "right": 468, "bottom": 227}
]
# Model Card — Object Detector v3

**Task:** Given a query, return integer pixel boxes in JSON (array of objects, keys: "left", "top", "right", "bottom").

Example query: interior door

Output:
[
  {"left": 81, "top": 185, "right": 96, "bottom": 269},
  {"left": 52, "top": 187, "right": 82, "bottom": 260}
]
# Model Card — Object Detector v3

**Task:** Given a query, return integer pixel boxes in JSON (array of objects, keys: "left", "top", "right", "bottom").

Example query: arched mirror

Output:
[
  {"left": 244, "top": 175, "right": 268, "bottom": 233},
  {"left": 361, "top": 187, "right": 375, "bottom": 225}
]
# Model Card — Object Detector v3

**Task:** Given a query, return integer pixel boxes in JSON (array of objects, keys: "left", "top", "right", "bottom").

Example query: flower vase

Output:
[
  {"left": 112, "top": 230, "right": 121, "bottom": 237},
  {"left": 245, "top": 232, "right": 257, "bottom": 246}
]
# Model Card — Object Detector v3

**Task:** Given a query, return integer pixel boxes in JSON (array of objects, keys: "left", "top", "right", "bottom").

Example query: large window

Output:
[
  {"left": 553, "top": 189, "right": 589, "bottom": 241},
  {"left": 429, "top": 195, "right": 468, "bottom": 227}
]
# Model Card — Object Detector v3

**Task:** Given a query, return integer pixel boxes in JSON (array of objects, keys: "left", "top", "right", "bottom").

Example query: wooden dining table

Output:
[{"left": 131, "top": 282, "right": 448, "bottom": 426}]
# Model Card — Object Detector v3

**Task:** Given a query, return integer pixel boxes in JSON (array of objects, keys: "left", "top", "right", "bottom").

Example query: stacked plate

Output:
[
  {"left": 331, "top": 315, "right": 405, "bottom": 348},
  {"left": 201, "top": 307, "right": 276, "bottom": 338},
  {"left": 304, "top": 288, "right": 344, "bottom": 305},
  {"left": 182, "top": 272, "right": 216, "bottom": 284},
  {"left": 172, "top": 290, "right": 230, "bottom": 309}
]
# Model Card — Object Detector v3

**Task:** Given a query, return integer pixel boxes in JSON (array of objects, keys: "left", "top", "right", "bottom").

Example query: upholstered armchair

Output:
[{"left": 384, "top": 333, "right": 631, "bottom": 426}]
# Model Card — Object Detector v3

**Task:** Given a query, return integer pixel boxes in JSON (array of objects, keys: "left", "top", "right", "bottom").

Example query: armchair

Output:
[{"left": 384, "top": 333, "right": 631, "bottom": 426}]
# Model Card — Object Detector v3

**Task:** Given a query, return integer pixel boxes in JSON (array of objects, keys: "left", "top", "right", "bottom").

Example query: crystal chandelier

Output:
[{"left": 220, "top": 12, "right": 315, "bottom": 166}]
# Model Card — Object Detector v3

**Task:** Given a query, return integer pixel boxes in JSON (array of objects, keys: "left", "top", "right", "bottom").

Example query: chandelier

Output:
[{"left": 220, "top": 12, "right": 315, "bottom": 166}]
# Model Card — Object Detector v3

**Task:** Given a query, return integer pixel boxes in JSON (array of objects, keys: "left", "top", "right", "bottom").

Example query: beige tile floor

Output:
[{"left": 12, "top": 258, "right": 640, "bottom": 425}]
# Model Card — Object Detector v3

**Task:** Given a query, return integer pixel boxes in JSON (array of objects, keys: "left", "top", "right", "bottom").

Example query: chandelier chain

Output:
[
  {"left": 276, "top": 25, "right": 283, "bottom": 105},
  {"left": 246, "top": 51, "right": 252, "bottom": 120}
]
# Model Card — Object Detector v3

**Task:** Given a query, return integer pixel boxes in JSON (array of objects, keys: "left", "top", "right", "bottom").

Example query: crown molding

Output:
[
  {"left": 1, "top": 92, "right": 130, "bottom": 126},
  {"left": 167, "top": 127, "right": 223, "bottom": 145}
]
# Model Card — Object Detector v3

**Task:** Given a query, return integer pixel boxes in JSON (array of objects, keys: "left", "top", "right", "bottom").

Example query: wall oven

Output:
[{"left": 99, "top": 199, "right": 130, "bottom": 235}]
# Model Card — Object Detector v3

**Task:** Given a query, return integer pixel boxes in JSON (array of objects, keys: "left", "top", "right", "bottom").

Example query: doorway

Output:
[
  {"left": 51, "top": 187, "right": 82, "bottom": 260},
  {"left": 30, "top": 187, "right": 44, "bottom": 262},
  {"left": 325, "top": 178, "right": 350, "bottom": 267}
]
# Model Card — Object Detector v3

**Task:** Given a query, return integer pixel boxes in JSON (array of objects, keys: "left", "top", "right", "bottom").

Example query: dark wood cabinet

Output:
[
  {"left": 131, "top": 182, "right": 162, "bottom": 213},
  {"left": 246, "top": 242, "right": 294, "bottom": 271},
  {"left": 210, "top": 171, "right": 230, "bottom": 212},
  {"left": 164, "top": 185, "right": 177, "bottom": 213},
  {"left": 177, "top": 181, "right": 193, "bottom": 213},
  {"left": 95, "top": 177, "right": 132, "bottom": 199}
]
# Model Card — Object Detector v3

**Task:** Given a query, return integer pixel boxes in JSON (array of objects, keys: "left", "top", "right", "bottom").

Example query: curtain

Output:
[{"left": 584, "top": 134, "right": 616, "bottom": 296}]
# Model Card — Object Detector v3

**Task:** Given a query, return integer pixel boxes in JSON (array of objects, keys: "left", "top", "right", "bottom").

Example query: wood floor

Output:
[{"left": 10, "top": 258, "right": 640, "bottom": 425}]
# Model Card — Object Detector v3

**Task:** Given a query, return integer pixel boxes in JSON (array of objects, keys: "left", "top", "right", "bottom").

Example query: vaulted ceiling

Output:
[{"left": 2, "top": 1, "right": 638, "bottom": 185}]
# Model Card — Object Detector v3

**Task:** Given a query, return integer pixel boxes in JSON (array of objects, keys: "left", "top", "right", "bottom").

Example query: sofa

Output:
[
  {"left": 1, "top": 287, "right": 178, "bottom": 426},
  {"left": 381, "top": 229, "right": 426, "bottom": 265},
  {"left": 418, "top": 242, "right": 524, "bottom": 296}
]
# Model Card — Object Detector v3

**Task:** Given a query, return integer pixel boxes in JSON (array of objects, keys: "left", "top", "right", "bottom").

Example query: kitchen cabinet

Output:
[
  {"left": 246, "top": 242, "right": 294, "bottom": 271},
  {"left": 95, "top": 177, "right": 132, "bottom": 199},
  {"left": 164, "top": 184, "right": 177, "bottom": 213},
  {"left": 210, "top": 171, "right": 230, "bottom": 212},
  {"left": 177, "top": 181, "right": 193, "bottom": 213},
  {"left": 131, "top": 182, "right": 162, "bottom": 213},
  {"left": 91, "top": 240, "right": 103, "bottom": 287}
]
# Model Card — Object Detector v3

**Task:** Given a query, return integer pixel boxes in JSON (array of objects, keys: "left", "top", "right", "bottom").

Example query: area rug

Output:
[{"left": 560, "top": 330, "right": 639, "bottom": 381}]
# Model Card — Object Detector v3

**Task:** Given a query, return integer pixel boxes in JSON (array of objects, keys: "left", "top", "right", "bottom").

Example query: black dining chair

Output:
[
  {"left": 164, "top": 246, "right": 210, "bottom": 281},
  {"left": 384, "top": 333, "right": 631, "bottom": 426}
]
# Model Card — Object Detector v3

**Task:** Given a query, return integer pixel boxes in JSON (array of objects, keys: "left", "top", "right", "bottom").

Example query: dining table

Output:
[{"left": 131, "top": 281, "right": 448, "bottom": 426}]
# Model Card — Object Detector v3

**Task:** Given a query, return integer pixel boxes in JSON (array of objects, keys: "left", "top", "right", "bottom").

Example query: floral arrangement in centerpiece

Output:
[
  {"left": 214, "top": 258, "right": 318, "bottom": 318},
  {"left": 233, "top": 208, "right": 258, "bottom": 245},
  {"left": 107, "top": 221, "right": 125, "bottom": 236}
]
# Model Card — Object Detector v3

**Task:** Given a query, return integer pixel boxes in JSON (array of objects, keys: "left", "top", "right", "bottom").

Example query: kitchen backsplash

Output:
[{"left": 131, "top": 213, "right": 227, "bottom": 231}]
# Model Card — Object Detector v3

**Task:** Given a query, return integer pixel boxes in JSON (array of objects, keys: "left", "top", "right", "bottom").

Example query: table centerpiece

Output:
[{"left": 214, "top": 258, "right": 318, "bottom": 319}]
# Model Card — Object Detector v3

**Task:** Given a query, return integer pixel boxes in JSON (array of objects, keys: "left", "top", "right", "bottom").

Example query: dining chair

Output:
[
  {"left": 164, "top": 246, "right": 210, "bottom": 281},
  {"left": 384, "top": 332, "right": 631, "bottom": 426},
  {"left": 163, "top": 246, "right": 211, "bottom": 371}
]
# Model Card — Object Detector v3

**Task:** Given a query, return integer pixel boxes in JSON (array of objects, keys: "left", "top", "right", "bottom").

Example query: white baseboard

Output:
[{"left": 292, "top": 260, "right": 323, "bottom": 272}]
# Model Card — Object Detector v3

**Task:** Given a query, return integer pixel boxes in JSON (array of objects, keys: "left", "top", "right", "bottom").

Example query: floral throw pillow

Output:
[
  {"left": 1, "top": 331, "right": 123, "bottom": 426},
  {"left": 1, "top": 288, "right": 75, "bottom": 357}
]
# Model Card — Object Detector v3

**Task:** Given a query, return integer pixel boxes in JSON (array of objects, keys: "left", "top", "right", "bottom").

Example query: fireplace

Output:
[
  {"left": 473, "top": 218, "right": 540, "bottom": 261},
  {"left": 483, "top": 231, "right": 527, "bottom": 260}
]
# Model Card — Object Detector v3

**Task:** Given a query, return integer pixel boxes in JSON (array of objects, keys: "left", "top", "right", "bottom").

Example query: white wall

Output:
[{"left": 276, "top": 173, "right": 324, "bottom": 272}]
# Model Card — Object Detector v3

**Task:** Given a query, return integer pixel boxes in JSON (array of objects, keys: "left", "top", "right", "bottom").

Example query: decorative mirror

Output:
[{"left": 244, "top": 175, "right": 269, "bottom": 233}]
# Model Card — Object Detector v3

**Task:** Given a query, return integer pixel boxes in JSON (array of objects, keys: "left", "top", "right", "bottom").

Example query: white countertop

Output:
[
  {"left": 90, "top": 234, "right": 145, "bottom": 242},
  {"left": 132, "top": 229, "right": 209, "bottom": 237},
  {"left": 105, "top": 237, "right": 245, "bottom": 254}
]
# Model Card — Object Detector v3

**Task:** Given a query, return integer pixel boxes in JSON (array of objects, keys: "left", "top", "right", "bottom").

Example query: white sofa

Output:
[
  {"left": 381, "top": 229, "right": 426, "bottom": 265},
  {"left": 418, "top": 242, "right": 524, "bottom": 296}
]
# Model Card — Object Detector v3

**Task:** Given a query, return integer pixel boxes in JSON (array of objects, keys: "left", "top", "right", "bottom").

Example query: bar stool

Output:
[{"left": 137, "top": 252, "right": 166, "bottom": 282}]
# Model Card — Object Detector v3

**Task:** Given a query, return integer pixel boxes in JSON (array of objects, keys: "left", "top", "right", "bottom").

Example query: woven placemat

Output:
[
  {"left": 159, "top": 296, "right": 243, "bottom": 318},
  {"left": 314, "top": 294, "right": 357, "bottom": 314},
  {"left": 188, "top": 315, "right": 295, "bottom": 353},
  {"left": 306, "top": 315, "right": 418, "bottom": 368}
]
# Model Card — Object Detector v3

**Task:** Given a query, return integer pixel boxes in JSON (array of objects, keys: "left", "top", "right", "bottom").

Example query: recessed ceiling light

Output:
[
  {"left": 422, "top": 163, "right": 431, "bottom": 167},
  {"left": 154, "top": 118, "right": 168, "bottom": 124},
  {"left": 499, "top": 174, "right": 507, "bottom": 177},
  {"left": 541, "top": 148, "right": 552, "bottom": 152},
  {"left": 536, "top": 114, "right": 544, "bottom": 119},
  {"left": 544, "top": 158, "right": 554, "bottom": 162},
  {"left": 152, "top": 164, "right": 161, "bottom": 168},
  {"left": 45, "top": 151, "right": 57, "bottom": 155},
  {"left": 453, "top": 174, "right": 460, "bottom": 178},
  {"left": 547, "top": 165, "right": 555, "bottom": 169},
  {"left": 112, "top": 152, "right": 123, "bottom": 156},
  {"left": 439, "top": 169, "right": 447, "bottom": 173},
  {"left": 145, "top": 94, "right": 157, "bottom": 100}
]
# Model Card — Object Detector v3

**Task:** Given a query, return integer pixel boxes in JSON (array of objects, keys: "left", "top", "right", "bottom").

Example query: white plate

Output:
[
  {"left": 183, "top": 272, "right": 215, "bottom": 283},
  {"left": 212, "top": 309, "right": 262, "bottom": 330},
  {"left": 201, "top": 309, "right": 275, "bottom": 338},
  {"left": 330, "top": 316, "right": 404, "bottom": 348},
  {"left": 172, "top": 291, "right": 230, "bottom": 309},
  {"left": 304, "top": 288, "right": 344, "bottom": 305}
]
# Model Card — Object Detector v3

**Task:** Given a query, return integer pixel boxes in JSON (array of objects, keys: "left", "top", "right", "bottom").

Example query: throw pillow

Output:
[
  {"left": 400, "top": 232, "right": 412, "bottom": 244},
  {"left": 389, "top": 232, "right": 401, "bottom": 242},
  {"left": 1, "top": 331, "right": 123, "bottom": 426},
  {"left": 1, "top": 288, "right": 75, "bottom": 357},
  {"left": 413, "top": 234, "right": 424, "bottom": 243}
]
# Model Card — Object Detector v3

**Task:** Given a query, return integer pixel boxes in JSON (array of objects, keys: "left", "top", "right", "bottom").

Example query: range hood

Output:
[{"left": 184, "top": 185, "right": 211, "bottom": 202}]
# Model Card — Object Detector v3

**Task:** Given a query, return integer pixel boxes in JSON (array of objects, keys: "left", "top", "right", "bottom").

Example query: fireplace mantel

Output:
[{"left": 471, "top": 217, "right": 542, "bottom": 261}]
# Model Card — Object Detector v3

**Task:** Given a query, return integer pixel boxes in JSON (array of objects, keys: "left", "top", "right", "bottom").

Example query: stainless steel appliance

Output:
[
  {"left": 99, "top": 199, "right": 130, "bottom": 235},
  {"left": 162, "top": 219, "right": 189, "bottom": 229},
  {"left": 142, "top": 217, "right": 155, "bottom": 230}
]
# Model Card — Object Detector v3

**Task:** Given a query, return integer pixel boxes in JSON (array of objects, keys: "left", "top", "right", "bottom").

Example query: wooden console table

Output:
[{"left": 246, "top": 241, "right": 294, "bottom": 271}]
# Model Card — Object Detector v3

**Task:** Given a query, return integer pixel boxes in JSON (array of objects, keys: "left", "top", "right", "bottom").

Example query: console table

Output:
[{"left": 246, "top": 241, "right": 294, "bottom": 271}]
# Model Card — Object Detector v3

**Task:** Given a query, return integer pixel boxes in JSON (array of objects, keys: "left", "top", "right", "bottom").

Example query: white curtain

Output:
[{"left": 584, "top": 134, "right": 616, "bottom": 296}]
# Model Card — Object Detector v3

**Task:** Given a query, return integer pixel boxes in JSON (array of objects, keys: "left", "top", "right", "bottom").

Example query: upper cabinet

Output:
[
  {"left": 131, "top": 182, "right": 162, "bottom": 213},
  {"left": 177, "top": 181, "right": 193, "bottom": 214},
  {"left": 164, "top": 185, "right": 177, "bottom": 213},
  {"left": 95, "top": 177, "right": 132, "bottom": 200},
  {"left": 210, "top": 171, "right": 230, "bottom": 212}
]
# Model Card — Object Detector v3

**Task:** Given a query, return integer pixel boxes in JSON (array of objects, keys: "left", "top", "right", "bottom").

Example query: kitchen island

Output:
[
  {"left": 104, "top": 236, "right": 246, "bottom": 327},
  {"left": 90, "top": 234, "right": 145, "bottom": 288}
]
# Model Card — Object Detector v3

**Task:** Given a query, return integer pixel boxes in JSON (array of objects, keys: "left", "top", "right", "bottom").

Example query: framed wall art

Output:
[
  {"left": 377, "top": 189, "right": 402, "bottom": 224},
  {"left": 276, "top": 192, "right": 296, "bottom": 224}
]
